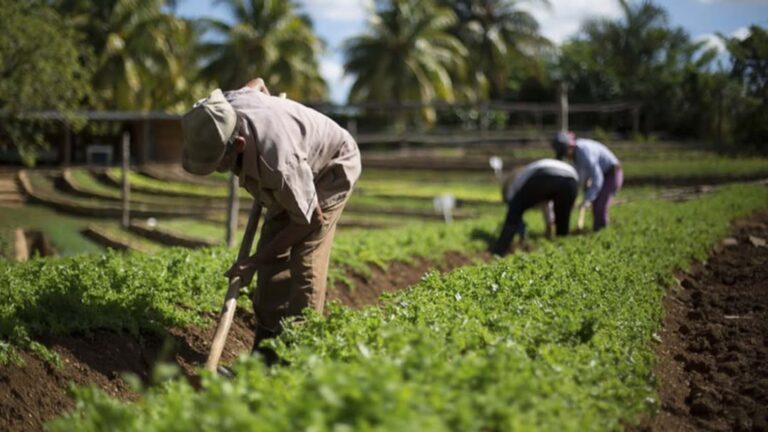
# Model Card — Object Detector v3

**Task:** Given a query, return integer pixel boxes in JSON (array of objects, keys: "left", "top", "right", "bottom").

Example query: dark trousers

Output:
[{"left": 493, "top": 175, "right": 578, "bottom": 255}]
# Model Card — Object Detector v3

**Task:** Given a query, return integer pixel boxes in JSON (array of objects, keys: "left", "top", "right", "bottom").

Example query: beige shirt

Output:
[{"left": 225, "top": 88, "right": 361, "bottom": 224}]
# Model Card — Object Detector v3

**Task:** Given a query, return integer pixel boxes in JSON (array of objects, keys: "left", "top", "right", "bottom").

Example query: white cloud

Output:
[
  {"left": 519, "top": 0, "right": 623, "bottom": 44},
  {"left": 320, "top": 58, "right": 353, "bottom": 103},
  {"left": 732, "top": 26, "right": 752, "bottom": 39},
  {"left": 696, "top": 33, "right": 727, "bottom": 52},
  {"left": 300, "top": 0, "right": 373, "bottom": 22}
]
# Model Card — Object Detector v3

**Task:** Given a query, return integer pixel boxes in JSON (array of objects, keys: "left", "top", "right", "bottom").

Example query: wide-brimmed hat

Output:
[
  {"left": 551, "top": 131, "right": 575, "bottom": 160},
  {"left": 181, "top": 89, "right": 237, "bottom": 175}
]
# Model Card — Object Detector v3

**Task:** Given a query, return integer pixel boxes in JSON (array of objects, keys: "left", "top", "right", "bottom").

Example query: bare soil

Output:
[
  {"left": 633, "top": 211, "right": 768, "bottom": 432},
  {"left": 0, "top": 250, "right": 490, "bottom": 432}
]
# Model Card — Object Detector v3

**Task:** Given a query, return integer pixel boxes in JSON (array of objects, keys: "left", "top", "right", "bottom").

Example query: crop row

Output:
[
  {"left": 0, "top": 209, "right": 501, "bottom": 365},
  {"left": 43, "top": 184, "right": 768, "bottom": 431}
]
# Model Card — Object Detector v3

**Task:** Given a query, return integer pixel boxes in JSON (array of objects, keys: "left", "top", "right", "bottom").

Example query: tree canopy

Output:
[
  {"left": 200, "top": 0, "right": 327, "bottom": 100},
  {"left": 0, "top": 0, "right": 92, "bottom": 165}
]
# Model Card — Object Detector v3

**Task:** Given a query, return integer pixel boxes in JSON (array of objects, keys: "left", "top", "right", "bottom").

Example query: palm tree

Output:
[
  {"left": 574, "top": 0, "right": 689, "bottom": 99},
  {"left": 561, "top": 0, "right": 714, "bottom": 133},
  {"left": 200, "top": 0, "right": 327, "bottom": 100},
  {"left": 53, "top": 0, "right": 194, "bottom": 111},
  {"left": 439, "top": 0, "right": 551, "bottom": 100},
  {"left": 343, "top": 0, "right": 467, "bottom": 124}
]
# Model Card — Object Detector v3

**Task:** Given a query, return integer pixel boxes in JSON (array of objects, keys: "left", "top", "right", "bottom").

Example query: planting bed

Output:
[
  {"left": 0, "top": 250, "right": 487, "bottom": 432},
  {"left": 0, "top": 184, "right": 762, "bottom": 431},
  {"left": 637, "top": 211, "right": 768, "bottom": 432}
]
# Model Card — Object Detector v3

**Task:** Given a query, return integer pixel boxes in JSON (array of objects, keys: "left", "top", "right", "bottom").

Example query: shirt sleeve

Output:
[
  {"left": 273, "top": 158, "right": 318, "bottom": 225},
  {"left": 584, "top": 160, "right": 603, "bottom": 202},
  {"left": 575, "top": 146, "right": 603, "bottom": 203}
]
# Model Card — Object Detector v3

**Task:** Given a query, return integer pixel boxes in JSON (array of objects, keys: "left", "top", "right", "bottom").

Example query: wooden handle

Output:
[
  {"left": 205, "top": 201, "right": 262, "bottom": 372},
  {"left": 577, "top": 206, "right": 586, "bottom": 230}
]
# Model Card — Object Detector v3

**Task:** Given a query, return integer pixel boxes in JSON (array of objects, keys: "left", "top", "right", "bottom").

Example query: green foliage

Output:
[
  {"left": 0, "top": 0, "right": 92, "bottom": 166},
  {"left": 560, "top": 0, "right": 717, "bottom": 136},
  {"left": 438, "top": 0, "right": 552, "bottom": 100},
  {"left": 722, "top": 25, "right": 768, "bottom": 150},
  {"left": 0, "top": 212, "right": 499, "bottom": 363},
  {"left": 46, "top": 184, "right": 768, "bottom": 431},
  {"left": 200, "top": 0, "right": 327, "bottom": 99},
  {"left": 53, "top": 0, "right": 200, "bottom": 111},
  {"left": 344, "top": 0, "right": 467, "bottom": 124},
  {"left": 593, "top": 126, "right": 611, "bottom": 144}
]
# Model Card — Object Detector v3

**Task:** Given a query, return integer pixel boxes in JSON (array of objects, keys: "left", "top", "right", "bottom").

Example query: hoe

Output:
[
  {"left": 205, "top": 201, "right": 262, "bottom": 373},
  {"left": 205, "top": 92, "right": 287, "bottom": 374}
]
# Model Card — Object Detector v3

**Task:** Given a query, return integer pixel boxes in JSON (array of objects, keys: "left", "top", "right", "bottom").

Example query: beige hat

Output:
[{"left": 181, "top": 89, "right": 238, "bottom": 175}]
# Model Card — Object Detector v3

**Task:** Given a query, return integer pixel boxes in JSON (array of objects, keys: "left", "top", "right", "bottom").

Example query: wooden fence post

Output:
[
  {"left": 631, "top": 105, "right": 640, "bottom": 137},
  {"left": 558, "top": 82, "right": 569, "bottom": 132},
  {"left": 121, "top": 132, "right": 130, "bottom": 228}
]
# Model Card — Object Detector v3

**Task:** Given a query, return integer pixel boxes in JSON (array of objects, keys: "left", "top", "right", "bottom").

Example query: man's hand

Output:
[
  {"left": 224, "top": 256, "right": 260, "bottom": 285},
  {"left": 245, "top": 78, "right": 270, "bottom": 95}
]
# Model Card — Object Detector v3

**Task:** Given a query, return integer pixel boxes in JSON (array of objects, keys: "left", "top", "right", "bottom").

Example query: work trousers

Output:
[
  {"left": 592, "top": 166, "right": 623, "bottom": 231},
  {"left": 251, "top": 200, "right": 346, "bottom": 347},
  {"left": 494, "top": 175, "right": 578, "bottom": 255}
]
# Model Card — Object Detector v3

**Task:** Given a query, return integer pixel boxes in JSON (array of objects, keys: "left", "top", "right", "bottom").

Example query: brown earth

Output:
[
  {"left": 0, "top": 250, "right": 491, "bottom": 432},
  {"left": 634, "top": 211, "right": 768, "bottom": 432}
]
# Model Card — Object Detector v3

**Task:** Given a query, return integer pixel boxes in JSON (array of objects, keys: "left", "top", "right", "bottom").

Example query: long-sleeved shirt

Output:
[
  {"left": 572, "top": 138, "right": 619, "bottom": 202},
  {"left": 225, "top": 87, "right": 361, "bottom": 224}
]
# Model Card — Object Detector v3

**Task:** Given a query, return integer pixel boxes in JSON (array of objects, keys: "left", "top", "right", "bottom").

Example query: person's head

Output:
[
  {"left": 181, "top": 89, "right": 246, "bottom": 176},
  {"left": 551, "top": 131, "right": 576, "bottom": 160}
]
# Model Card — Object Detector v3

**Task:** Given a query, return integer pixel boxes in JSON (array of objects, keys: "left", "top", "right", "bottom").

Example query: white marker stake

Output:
[
  {"left": 434, "top": 193, "right": 456, "bottom": 224},
  {"left": 489, "top": 156, "right": 503, "bottom": 179}
]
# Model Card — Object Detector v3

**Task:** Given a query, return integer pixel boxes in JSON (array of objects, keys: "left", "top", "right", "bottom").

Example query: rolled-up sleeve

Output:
[
  {"left": 274, "top": 158, "right": 318, "bottom": 225},
  {"left": 575, "top": 146, "right": 603, "bottom": 203},
  {"left": 584, "top": 161, "right": 603, "bottom": 202}
]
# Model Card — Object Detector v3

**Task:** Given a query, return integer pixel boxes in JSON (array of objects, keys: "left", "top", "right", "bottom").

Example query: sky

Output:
[{"left": 176, "top": 0, "right": 768, "bottom": 102}]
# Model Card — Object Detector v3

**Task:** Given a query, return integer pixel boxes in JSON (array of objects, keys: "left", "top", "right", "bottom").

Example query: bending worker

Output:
[
  {"left": 493, "top": 158, "right": 578, "bottom": 256},
  {"left": 181, "top": 79, "right": 361, "bottom": 357},
  {"left": 551, "top": 131, "right": 622, "bottom": 231}
]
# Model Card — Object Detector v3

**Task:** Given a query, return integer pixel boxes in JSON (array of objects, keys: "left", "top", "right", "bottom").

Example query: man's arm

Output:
[
  {"left": 225, "top": 206, "right": 324, "bottom": 284},
  {"left": 253, "top": 206, "right": 323, "bottom": 263}
]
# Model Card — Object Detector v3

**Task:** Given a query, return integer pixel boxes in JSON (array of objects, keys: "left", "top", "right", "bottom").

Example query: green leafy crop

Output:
[{"left": 46, "top": 184, "right": 768, "bottom": 431}]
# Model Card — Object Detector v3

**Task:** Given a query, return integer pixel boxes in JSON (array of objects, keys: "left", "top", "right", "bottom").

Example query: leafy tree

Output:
[
  {"left": 200, "top": 0, "right": 327, "bottom": 100},
  {"left": 344, "top": 0, "right": 467, "bottom": 124},
  {"left": 52, "top": 0, "right": 196, "bottom": 111},
  {"left": 0, "top": 0, "right": 92, "bottom": 166},
  {"left": 721, "top": 25, "right": 768, "bottom": 150},
  {"left": 439, "top": 0, "right": 552, "bottom": 100},
  {"left": 559, "top": 0, "right": 717, "bottom": 135}
]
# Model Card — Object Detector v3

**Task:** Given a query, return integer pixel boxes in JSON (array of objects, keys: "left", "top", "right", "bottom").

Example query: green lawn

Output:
[{"left": 0, "top": 204, "right": 103, "bottom": 257}]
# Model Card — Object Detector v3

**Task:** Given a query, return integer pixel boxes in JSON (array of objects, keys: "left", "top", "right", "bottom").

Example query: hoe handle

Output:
[{"left": 205, "top": 201, "right": 262, "bottom": 372}]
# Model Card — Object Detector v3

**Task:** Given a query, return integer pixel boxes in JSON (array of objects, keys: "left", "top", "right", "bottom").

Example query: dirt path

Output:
[
  {"left": 0, "top": 250, "right": 489, "bottom": 432},
  {"left": 636, "top": 211, "right": 768, "bottom": 431}
]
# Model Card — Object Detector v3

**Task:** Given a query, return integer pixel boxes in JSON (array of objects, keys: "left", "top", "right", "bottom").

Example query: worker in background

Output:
[
  {"left": 551, "top": 131, "right": 623, "bottom": 231},
  {"left": 181, "top": 79, "right": 361, "bottom": 360},
  {"left": 492, "top": 159, "right": 578, "bottom": 256}
]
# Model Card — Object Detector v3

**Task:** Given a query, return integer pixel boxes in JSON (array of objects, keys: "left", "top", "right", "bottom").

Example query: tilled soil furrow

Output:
[{"left": 637, "top": 211, "right": 768, "bottom": 432}]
